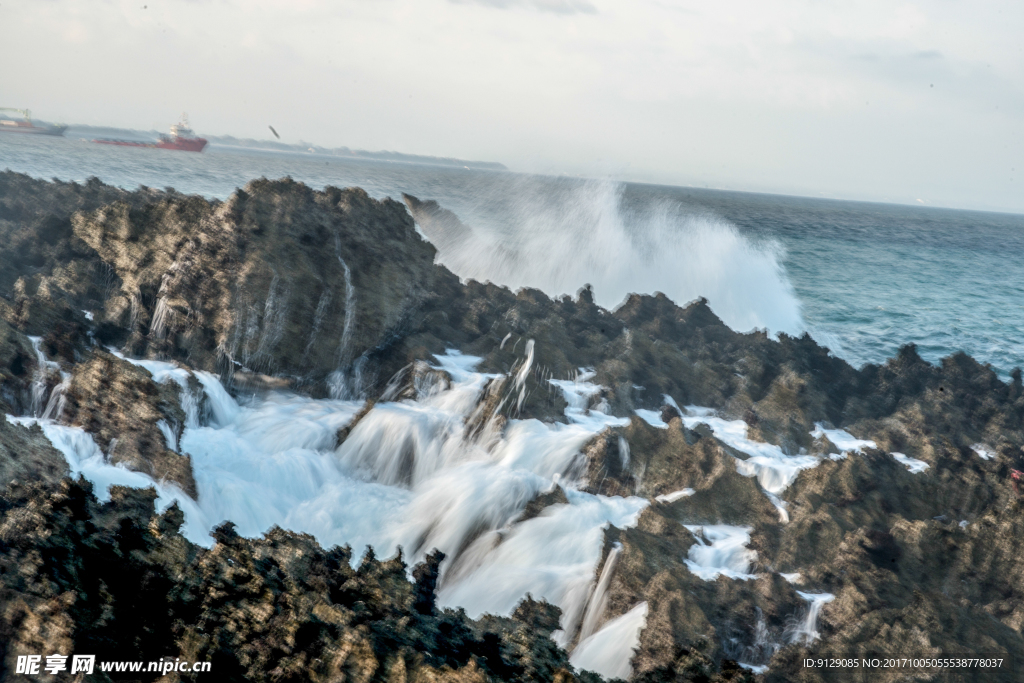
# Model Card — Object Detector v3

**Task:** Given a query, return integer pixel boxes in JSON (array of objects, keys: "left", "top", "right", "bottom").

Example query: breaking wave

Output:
[{"left": 422, "top": 179, "right": 804, "bottom": 335}]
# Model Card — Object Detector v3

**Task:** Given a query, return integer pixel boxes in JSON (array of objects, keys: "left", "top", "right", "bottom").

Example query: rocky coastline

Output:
[{"left": 1, "top": 171, "right": 1022, "bottom": 682}]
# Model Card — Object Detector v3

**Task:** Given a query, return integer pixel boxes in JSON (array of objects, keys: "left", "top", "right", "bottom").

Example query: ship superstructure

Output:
[
  {"left": 0, "top": 108, "right": 68, "bottom": 136},
  {"left": 93, "top": 114, "right": 208, "bottom": 152}
]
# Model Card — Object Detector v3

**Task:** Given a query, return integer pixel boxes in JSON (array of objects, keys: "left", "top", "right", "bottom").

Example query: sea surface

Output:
[{"left": 4, "top": 132, "right": 1024, "bottom": 376}]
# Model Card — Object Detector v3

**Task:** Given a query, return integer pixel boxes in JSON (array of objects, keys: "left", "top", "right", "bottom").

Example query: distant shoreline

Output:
[{"left": 58, "top": 124, "right": 508, "bottom": 172}]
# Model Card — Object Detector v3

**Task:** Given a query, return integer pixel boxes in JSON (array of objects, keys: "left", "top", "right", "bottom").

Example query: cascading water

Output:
[
  {"left": 570, "top": 602, "right": 649, "bottom": 680},
  {"left": 40, "top": 372, "right": 70, "bottom": 422},
  {"left": 576, "top": 543, "right": 622, "bottom": 643},
  {"left": 10, "top": 344, "right": 650, "bottom": 672},
  {"left": 9, "top": 340, "right": 872, "bottom": 677},
  {"left": 28, "top": 336, "right": 60, "bottom": 417},
  {"left": 327, "top": 236, "right": 360, "bottom": 400},
  {"left": 788, "top": 592, "right": 835, "bottom": 645},
  {"left": 683, "top": 524, "right": 759, "bottom": 581}
]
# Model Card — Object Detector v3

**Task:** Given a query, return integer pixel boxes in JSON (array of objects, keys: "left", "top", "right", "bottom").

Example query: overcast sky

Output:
[{"left": 3, "top": 0, "right": 1022, "bottom": 212}]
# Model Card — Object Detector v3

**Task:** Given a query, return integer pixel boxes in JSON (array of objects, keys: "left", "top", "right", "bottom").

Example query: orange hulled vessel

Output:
[{"left": 94, "top": 114, "right": 208, "bottom": 152}]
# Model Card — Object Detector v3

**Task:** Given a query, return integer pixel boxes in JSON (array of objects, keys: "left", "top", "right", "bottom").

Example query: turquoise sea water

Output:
[{"left": 3, "top": 132, "right": 1023, "bottom": 375}]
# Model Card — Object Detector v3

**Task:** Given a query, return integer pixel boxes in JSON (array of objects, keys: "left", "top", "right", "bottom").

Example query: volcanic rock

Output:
[
  {"left": 60, "top": 350, "right": 195, "bottom": 496},
  {"left": 3, "top": 175, "right": 1024, "bottom": 682},
  {"left": 0, "top": 478, "right": 597, "bottom": 683}
]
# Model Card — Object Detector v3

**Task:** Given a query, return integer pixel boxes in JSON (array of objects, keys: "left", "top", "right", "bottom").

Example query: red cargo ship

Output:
[{"left": 94, "top": 115, "right": 208, "bottom": 152}]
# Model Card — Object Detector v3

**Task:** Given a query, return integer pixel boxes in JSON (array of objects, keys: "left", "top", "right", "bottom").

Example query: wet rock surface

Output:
[
  {"left": 0, "top": 479, "right": 597, "bottom": 683},
  {"left": 0, "top": 171, "right": 446, "bottom": 394},
  {"left": 0, "top": 418, "right": 68, "bottom": 489},
  {"left": 61, "top": 350, "right": 196, "bottom": 496},
  {"left": 1, "top": 174, "right": 1024, "bottom": 681},
  {"left": 0, "top": 320, "right": 36, "bottom": 416}
]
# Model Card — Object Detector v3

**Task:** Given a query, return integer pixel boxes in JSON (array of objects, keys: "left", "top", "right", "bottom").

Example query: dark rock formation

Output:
[
  {"left": 61, "top": 350, "right": 195, "bottom": 496},
  {"left": 0, "top": 172, "right": 449, "bottom": 394},
  {"left": 2, "top": 174, "right": 1024, "bottom": 682},
  {"left": 0, "top": 418, "right": 68, "bottom": 489},
  {"left": 0, "top": 320, "right": 36, "bottom": 416},
  {"left": 0, "top": 478, "right": 593, "bottom": 683},
  {"left": 402, "top": 194, "right": 475, "bottom": 255}
]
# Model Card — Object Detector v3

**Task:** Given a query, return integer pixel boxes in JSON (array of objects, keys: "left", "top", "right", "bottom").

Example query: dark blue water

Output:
[
  {"left": 627, "top": 185, "right": 1024, "bottom": 374},
  {"left": 4, "top": 132, "right": 1023, "bottom": 375}
]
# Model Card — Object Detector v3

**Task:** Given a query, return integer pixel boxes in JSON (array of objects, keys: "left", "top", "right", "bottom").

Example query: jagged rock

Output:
[
  {"left": 381, "top": 360, "right": 453, "bottom": 402},
  {"left": 0, "top": 319, "right": 36, "bottom": 415},
  {"left": 0, "top": 418, "right": 68, "bottom": 489},
  {"left": 336, "top": 399, "right": 376, "bottom": 447},
  {"left": 4, "top": 177, "right": 1024, "bottom": 681},
  {"left": 60, "top": 350, "right": 195, "bottom": 496},
  {"left": 413, "top": 549, "right": 446, "bottom": 616},
  {"left": 402, "top": 194, "right": 475, "bottom": 254},
  {"left": 465, "top": 375, "right": 510, "bottom": 439},
  {"left": 517, "top": 485, "right": 571, "bottom": 524},
  {"left": 0, "top": 173, "right": 452, "bottom": 396},
  {"left": 0, "top": 478, "right": 597, "bottom": 683}
]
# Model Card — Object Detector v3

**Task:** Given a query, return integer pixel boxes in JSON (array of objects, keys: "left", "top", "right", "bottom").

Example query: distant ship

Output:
[
  {"left": 93, "top": 115, "right": 208, "bottom": 152},
  {"left": 0, "top": 108, "right": 67, "bottom": 136}
]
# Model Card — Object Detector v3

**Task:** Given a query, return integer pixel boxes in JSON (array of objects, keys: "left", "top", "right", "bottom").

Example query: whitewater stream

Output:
[{"left": 7, "top": 339, "right": 926, "bottom": 676}]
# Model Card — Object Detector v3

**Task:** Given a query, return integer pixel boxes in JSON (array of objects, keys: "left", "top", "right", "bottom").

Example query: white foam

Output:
[
  {"left": 635, "top": 395, "right": 687, "bottom": 429},
  {"left": 971, "top": 444, "right": 996, "bottom": 460},
  {"left": 739, "top": 662, "right": 769, "bottom": 674},
  {"left": 891, "top": 452, "right": 929, "bottom": 473},
  {"left": 812, "top": 424, "right": 876, "bottom": 460},
  {"left": 683, "top": 524, "right": 758, "bottom": 581},
  {"left": 22, "top": 347, "right": 651, "bottom": 645},
  {"left": 780, "top": 572, "right": 802, "bottom": 584},
  {"left": 635, "top": 409, "right": 667, "bottom": 429},
  {"left": 570, "top": 601, "right": 648, "bottom": 680},
  {"left": 655, "top": 488, "right": 695, "bottom": 503},
  {"left": 109, "top": 349, "right": 193, "bottom": 390},
  {"left": 683, "top": 413, "right": 819, "bottom": 495},
  {"left": 683, "top": 405, "right": 717, "bottom": 417},
  {"left": 5, "top": 415, "right": 212, "bottom": 543},
  {"left": 550, "top": 371, "right": 630, "bottom": 431}
]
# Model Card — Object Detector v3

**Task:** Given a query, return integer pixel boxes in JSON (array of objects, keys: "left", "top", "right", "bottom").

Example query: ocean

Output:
[{"left": 4, "top": 131, "right": 1023, "bottom": 376}]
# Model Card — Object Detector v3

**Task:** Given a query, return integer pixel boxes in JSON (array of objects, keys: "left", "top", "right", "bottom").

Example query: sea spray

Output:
[{"left": 414, "top": 179, "right": 804, "bottom": 336}]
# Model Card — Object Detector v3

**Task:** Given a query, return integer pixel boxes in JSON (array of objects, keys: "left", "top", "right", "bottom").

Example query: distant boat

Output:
[
  {"left": 93, "top": 114, "right": 208, "bottom": 152},
  {"left": 0, "top": 108, "right": 67, "bottom": 136}
]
